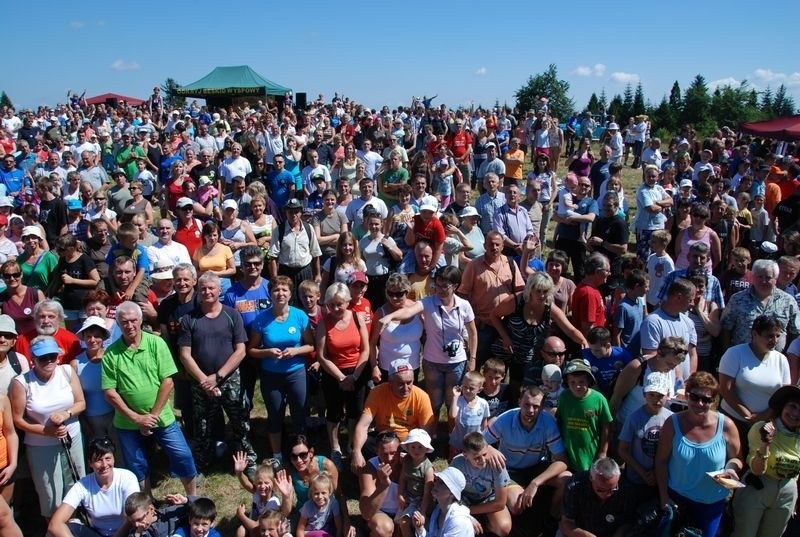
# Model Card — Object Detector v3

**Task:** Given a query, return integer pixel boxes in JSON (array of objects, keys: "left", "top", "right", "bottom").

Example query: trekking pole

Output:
[{"left": 60, "top": 434, "right": 81, "bottom": 483}]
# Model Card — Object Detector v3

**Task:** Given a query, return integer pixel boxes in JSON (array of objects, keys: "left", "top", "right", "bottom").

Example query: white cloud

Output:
[
  {"left": 572, "top": 64, "right": 605, "bottom": 77},
  {"left": 69, "top": 21, "right": 85, "bottom": 29},
  {"left": 610, "top": 71, "right": 640, "bottom": 84},
  {"left": 709, "top": 77, "right": 741, "bottom": 90},
  {"left": 753, "top": 68, "right": 800, "bottom": 87},
  {"left": 110, "top": 59, "right": 141, "bottom": 71},
  {"left": 475, "top": 67, "right": 487, "bottom": 76}
]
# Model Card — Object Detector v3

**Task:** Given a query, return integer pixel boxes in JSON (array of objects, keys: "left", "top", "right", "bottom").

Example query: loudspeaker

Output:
[
  {"left": 295, "top": 92, "right": 307, "bottom": 110},
  {"left": 105, "top": 97, "right": 119, "bottom": 108}
]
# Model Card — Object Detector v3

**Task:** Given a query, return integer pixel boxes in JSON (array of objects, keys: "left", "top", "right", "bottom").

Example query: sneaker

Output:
[
  {"left": 331, "top": 450, "right": 344, "bottom": 472},
  {"left": 215, "top": 440, "right": 227, "bottom": 459}
]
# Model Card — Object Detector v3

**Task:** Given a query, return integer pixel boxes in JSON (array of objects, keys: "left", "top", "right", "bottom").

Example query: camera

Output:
[{"left": 443, "top": 340, "right": 460, "bottom": 358}]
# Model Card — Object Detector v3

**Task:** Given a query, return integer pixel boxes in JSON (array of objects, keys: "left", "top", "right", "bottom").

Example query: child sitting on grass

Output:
[
  {"left": 297, "top": 473, "right": 343, "bottom": 537},
  {"left": 234, "top": 453, "right": 293, "bottom": 537},
  {"left": 397, "top": 429, "right": 435, "bottom": 537}
]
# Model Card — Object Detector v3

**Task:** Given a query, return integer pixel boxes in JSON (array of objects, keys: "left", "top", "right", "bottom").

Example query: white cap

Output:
[
  {"left": 542, "top": 364, "right": 562, "bottom": 383},
  {"left": 0, "top": 197, "right": 13, "bottom": 208},
  {"left": 679, "top": 179, "right": 693, "bottom": 189},
  {"left": 21, "top": 225, "right": 42, "bottom": 239},
  {"left": 459, "top": 206, "right": 479, "bottom": 218},
  {"left": 176, "top": 197, "right": 194, "bottom": 208},
  {"left": 222, "top": 199, "right": 238, "bottom": 211},
  {"left": 198, "top": 176, "right": 212, "bottom": 187},
  {"left": 419, "top": 202, "right": 438, "bottom": 213},
  {"left": 642, "top": 372, "right": 671, "bottom": 396},
  {"left": 401, "top": 429, "right": 434, "bottom": 453}
]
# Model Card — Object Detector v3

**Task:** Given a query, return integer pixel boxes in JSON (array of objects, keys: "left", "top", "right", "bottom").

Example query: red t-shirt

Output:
[
  {"left": 16, "top": 328, "right": 82, "bottom": 366},
  {"left": 173, "top": 217, "right": 203, "bottom": 257},
  {"left": 349, "top": 298, "right": 373, "bottom": 335},
  {"left": 412, "top": 215, "right": 446, "bottom": 246},
  {"left": 571, "top": 283, "right": 606, "bottom": 332},
  {"left": 447, "top": 131, "right": 473, "bottom": 159}
]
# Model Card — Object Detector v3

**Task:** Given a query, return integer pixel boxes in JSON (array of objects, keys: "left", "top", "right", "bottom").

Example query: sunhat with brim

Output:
[
  {"left": 401, "top": 429, "right": 434, "bottom": 453},
  {"left": 77, "top": 316, "right": 110, "bottom": 338},
  {"left": 562, "top": 359, "right": 596, "bottom": 387},
  {"left": 769, "top": 385, "right": 800, "bottom": 415},
  {"left": 435, "top": 467, "right": 466, "bottom": 501}
]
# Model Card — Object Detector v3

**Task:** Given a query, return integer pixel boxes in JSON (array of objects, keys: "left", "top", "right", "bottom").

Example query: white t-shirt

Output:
[
  {"left": 646, "top": 253, "right": 675, "bottom": 306},
  {"left": 0, "top": 354, "right": 29, "bottom": 396},
  {"left": 62, "top": 468, "right": 140, "bottom": 537},
  {"left": 219, "top": 156, "right": 252, "bottom": 184},
  {"left": 718, "top": 343, "right": 790, "bottom": 421},
  {"left": 147, "top": 240, "right": 192, "bottom": 270},
  {"left": 0, "top": 238, "right": 17, "bottom": 264}
]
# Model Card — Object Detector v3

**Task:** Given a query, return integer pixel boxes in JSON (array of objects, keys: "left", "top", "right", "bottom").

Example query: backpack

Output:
[{"left": 277, "top": 220, "right": 314, "bottom": 249}]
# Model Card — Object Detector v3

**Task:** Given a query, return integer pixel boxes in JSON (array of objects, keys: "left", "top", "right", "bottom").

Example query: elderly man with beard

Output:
[{"left": 14, "top": 300, "right": 82, "bottom": 365}]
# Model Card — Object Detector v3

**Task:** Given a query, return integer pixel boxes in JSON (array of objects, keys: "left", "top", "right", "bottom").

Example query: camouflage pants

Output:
[{"left": 191, "top": 369, "right": 256, "bottom": 472}]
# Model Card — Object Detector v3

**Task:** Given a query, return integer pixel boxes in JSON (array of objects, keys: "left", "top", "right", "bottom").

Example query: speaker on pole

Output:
[{"left": 295, "top": 92, "right": 307, "bottom": 110}]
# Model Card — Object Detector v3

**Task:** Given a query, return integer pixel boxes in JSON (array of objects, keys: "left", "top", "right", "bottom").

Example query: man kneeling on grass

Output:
[{"left": 451, "top": 432, "right": 512, "bottom": 537}]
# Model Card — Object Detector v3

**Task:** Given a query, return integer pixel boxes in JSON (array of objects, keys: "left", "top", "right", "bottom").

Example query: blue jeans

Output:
[
  {"left": 422, "top": 360, "right": 466, "bottom": 415},
  {"left": 260, "top": 367, "right": 307, "bottom": 434},
  {"left": 116, "top": 421, "right": 197, "bottom": 482},
  {"left": 669, "top": 488, "right": 726, "bottom": 537}
]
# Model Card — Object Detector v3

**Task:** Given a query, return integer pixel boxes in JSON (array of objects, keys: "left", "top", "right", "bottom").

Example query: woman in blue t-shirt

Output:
[{"left": 248, "top": 276, "right": 314, "bottom": 462}]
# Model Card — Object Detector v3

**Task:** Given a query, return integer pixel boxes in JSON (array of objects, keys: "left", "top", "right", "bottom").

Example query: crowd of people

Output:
[{"left": 0, "top": 88, "right": 798, "bottom": 537}]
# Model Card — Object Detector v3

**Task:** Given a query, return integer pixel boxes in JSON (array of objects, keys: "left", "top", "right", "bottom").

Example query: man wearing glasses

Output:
[
  {"left": 560, "top": 458, "right": 636, "bottom": 537},
  {"left": 223, "top": 245, "right": 272, "bottom": 411}
]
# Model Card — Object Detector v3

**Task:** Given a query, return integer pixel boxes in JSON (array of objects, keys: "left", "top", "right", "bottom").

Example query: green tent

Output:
[{"left": 176, "top": 65, "right": 291, "bottom": 103}]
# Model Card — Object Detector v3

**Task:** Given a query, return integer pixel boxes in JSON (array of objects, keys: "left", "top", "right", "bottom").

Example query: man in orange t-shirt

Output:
[{"left": 350, "top": 358, "right": 435, "bottom": 471}]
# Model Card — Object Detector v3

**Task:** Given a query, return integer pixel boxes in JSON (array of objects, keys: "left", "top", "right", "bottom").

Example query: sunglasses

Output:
[
  {"left": 688, "top": 392, "right": 714, "bottom": 405},
  {"left": 1, "top": 272, "right": 21, "bottom": 280},
  {"left": 543, "top": 350, "right": 567, "bottom": 358},
  {"left": 387, "top": 290, "right": 407, "bottom": 298},
  {"left": 290, "top": 451, "right": 310, "bottom": 461}
]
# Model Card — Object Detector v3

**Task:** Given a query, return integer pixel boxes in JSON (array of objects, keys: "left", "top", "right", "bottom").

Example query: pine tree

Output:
[
  {"left": 681, "top": 75, "right": 711, "bottom": 128},
  {"left": 633, "top": 83, "right": 646, "bottom": 116},
  {"left": 607, "top": 95, "right": 624, "bottom": 120},
  {"left": 760, "top": 86, "right": 773, "bottom": 113},
  {"left": 772, "top": 84, "right": 794, "bottom": 116},
  {"left": 0, "top": 91, "right": 11, "bottom": 109},
  {"left": 668, "top": 81, "right": 682, "bottom": 114},
  {"left": 599, "top": 88, "right": 607, "bottom": 109},
  {"left": 622, "top": 84, "right": 634, "bottom": 120},
  {"left": 587, "top": 93, "right": 599, "bottom": 113},
  {"left": 161, "top": 78, "right": 184, "bottom": 110}
]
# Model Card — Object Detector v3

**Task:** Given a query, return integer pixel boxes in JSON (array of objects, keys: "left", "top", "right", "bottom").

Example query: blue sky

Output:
[{"left": 4, "top": 0, "right": 798, "bottom": 114}]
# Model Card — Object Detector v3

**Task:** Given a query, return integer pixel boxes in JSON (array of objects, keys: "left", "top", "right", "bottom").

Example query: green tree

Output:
[
  {"left": 681, "top": 75, "right": 712, "bottom": 129},
  {"left": 599, "top": 88, "right": 607, "bottom": 109},
  {"left": 633, "top": 83, "right": 646, "bottom": 116},
  {"left": 587, "top": 93, "right": 599, "bottom": 113},
  {"left": 514, "top": 64, "right": 575, "bottom": 120},
  {"left": 772, "top": 84, "right": 795, "bottom": 116},
  {"left": 760, "top": 86, "right": 773, "bottom": 114},
  {"left": 0, "top": 91, "right": 11, "bottom": 109},
  {"left": 710, "top": 82, "right": 762, "bottom": 128},
  {"left": 622, "top": 84, "right": 634, "bottom": 120},
  {"left": 668, "top": 81, "right": 683, "bottom": 118},
  {"left": 607, "top": 94, "right": 624, "bottom": 120},
  {"left": 649, "top": 96, "right": 676, "bottom": 137},
  {"left": 161, "top": 78, "right": 184, "bottom": 110}
]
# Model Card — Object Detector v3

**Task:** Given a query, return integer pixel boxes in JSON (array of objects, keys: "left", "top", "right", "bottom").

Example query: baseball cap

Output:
[
  {"left": 388, "top": 358, "right": 413, "bottom": 376},
  {"left": 419, "top": 202, "right": 438, "bottom": 213},
  {"left": 401, "top": 429, "right": 434, "bottom": 453},
  {"left": 150, "top": 259, "right": 175, "bottom": 280},
  {"left": 0, "top": 314, "right": 17, "bottom": 336},
  {"left": 30, "top": 337, "right": 61, "bottom": 358},
  {"left": 642, "top": 372, "right": 670, "bottom": 395},
  {"left": 679, "top": 179, "right": 693, "bottom": 189},
  {"left": 435, "top": 467, "right": 466, "bottom": 501},
  {"left": 222, "top": 199, "right": 238, "bottom": 211},
  {"left": 347, "top": 271, "right": 369, "bottom": 285},
  {"left": 459, "top": 207, "right": 479, "bottom": 218},
  {"left": 67, "top": 198, "right": 82, "bottom": 211},
  {"left": 176, "top": 197, "right": 194, "bottom": 209},
  {"left": 22, "top": 225, "right": 43, "bottom": 239}
]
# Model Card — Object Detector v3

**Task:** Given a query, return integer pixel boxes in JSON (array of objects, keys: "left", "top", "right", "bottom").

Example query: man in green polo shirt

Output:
[{"left": 102, "top": 301, "right": 198, "bottom": 495}]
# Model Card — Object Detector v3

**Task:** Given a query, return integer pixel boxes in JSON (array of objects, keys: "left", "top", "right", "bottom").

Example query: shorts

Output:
[
  {"left": 395, "top": 498, "right": 422, "bottom": 521},
  {"left": 63, "top": 309, "right": 87, "bottom": 322},
  {"left": 508, "top": 461, "right": 553, "bottom": 488}
]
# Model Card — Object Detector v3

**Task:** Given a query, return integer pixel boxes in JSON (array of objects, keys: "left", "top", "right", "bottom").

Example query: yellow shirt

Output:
[{"left": 748, "top": 420, "right": 800, "bottom": 480}]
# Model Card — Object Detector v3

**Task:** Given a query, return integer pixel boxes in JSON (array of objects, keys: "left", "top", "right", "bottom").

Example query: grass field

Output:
[{"left": 147, "top": 142, "right": 646, "bottom": 536}]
